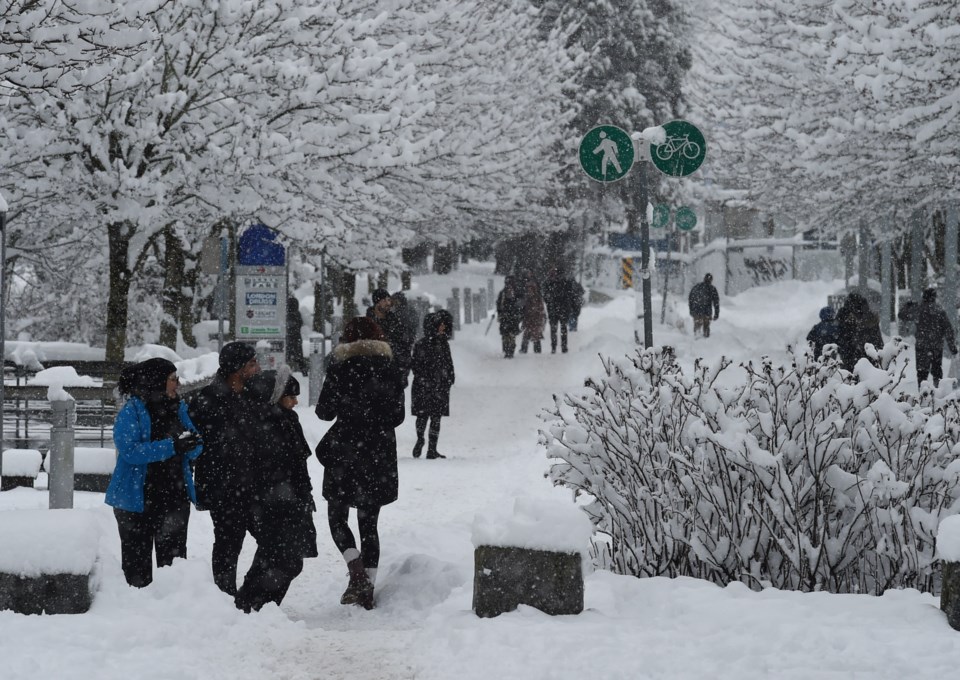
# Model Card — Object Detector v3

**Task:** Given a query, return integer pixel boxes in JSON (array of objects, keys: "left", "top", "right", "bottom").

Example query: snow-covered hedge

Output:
[{"left": 542, "top": 341, "right": 960, "bottom": 594}]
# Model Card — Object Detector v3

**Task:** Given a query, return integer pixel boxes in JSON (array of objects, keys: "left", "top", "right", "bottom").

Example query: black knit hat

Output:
[
  {"left": 219, "top": 342, "right": 257, "bottom": 376},
  {"left": 118, "top": 358, "right": 176, "bottom": 398},
  {"left": 372, "top": 288, "right": 390, "bottom": 305}
]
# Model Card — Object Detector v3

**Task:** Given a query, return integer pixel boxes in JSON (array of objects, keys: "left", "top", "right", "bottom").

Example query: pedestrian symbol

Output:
[
  {"left": 652, "top": 204, "right": 670, "bottom": 229},
  {"left": 649, "top": 120, "right": 706, "bottom": 177},
  {"left": 579, "top": 125, "right": 634, "bottom": 183},
  {"left": 675, "top": 206, "right": 697, "bottom": 231}
]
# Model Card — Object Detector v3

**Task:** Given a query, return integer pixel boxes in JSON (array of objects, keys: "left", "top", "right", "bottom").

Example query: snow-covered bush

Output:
[{"left": 542, "top": 341, "right": 960, "bottom": 594}]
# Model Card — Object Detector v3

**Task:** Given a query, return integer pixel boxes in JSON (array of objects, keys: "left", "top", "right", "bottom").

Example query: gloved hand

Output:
[
  {"left": 713, "top": 313, "right": 719, "bottom": 320},
  {"left": 173, "top": 431, "right": 201, "bottom": 455},
  {"left": 951, "top": 345, "right": 958, "bottom": 356}
]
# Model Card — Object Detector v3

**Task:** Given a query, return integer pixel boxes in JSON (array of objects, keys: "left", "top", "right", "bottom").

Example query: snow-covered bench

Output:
[
  {"left": 1, "top": 449, "right": 43, "bottom": 491},
  {"left": 43, "top": 447, "right": 116, "bottom": 493},
  {"left": 0, "top": 509, "right": 100, "bottom": 614},
  {"left": 471, "top": 498, "right": 592, "bottom": 618}
]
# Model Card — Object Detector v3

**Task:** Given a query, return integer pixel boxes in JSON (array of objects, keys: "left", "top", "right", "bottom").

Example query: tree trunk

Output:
[
  {"left": 160, "top": 225, "right": 185, "bottom": 349},
  {"left": 342, "top": 271, "right": 357, "bottom": 320},
  {"left": 179, "top": 257, "right": 199, "bottom": 348},
  {"left": 105, "top": 222, "right": 132, "bottom": 368}
]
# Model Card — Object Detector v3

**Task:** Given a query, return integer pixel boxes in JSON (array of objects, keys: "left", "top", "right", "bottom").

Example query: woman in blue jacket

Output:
[{"left": 106, "top": 358, "right": 202, "bottom": 587}]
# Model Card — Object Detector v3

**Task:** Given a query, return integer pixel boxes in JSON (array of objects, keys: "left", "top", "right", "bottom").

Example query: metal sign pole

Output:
[
  {"left": 218, "top": 232, "right": 228, "bottom": 352},
  {"left": 638, "top": 162, "right": 653, "bottom": 348},
  {"left": 0, "top": 207, "right": 5, "bottom": 475}
]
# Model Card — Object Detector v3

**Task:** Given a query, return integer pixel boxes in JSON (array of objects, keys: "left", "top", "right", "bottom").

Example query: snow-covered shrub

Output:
[{"left": 542, "top": 341, "right": 960, "bottom": 594}]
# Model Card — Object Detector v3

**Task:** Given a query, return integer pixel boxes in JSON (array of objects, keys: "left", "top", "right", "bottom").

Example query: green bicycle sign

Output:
[{"left": 650, "top": 120, "right": 706, "bottom": 177}]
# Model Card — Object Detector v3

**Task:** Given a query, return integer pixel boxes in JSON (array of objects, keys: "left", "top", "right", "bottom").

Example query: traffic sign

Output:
[
  {"left": 579, "top": 125, "right": 635, "bottom": 183},
  {"left": 652, "top": 204, "right": 670, "bottom": 229},
  {"left": 675, "top": 206, "right": 697, "bottom": 231},
  {"left": 650, "top": 120, "right": 706, "bottom": 177}
]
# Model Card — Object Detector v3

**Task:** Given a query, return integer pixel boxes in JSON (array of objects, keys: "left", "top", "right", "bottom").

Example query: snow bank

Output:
[
  {"left": 937, "top": 515, "right": 960, "bottom": 561},
  {"left": 1, "top": 449, "right": 42, "bottom": 477},
  {"left": 0, "top": 509, "right": 100, "bottom": 576},
  {"left": 30, "top": 366, "right": 97, "bottom": 387},
  {"left": 472, "top": 496, "right": 593, "bottom": 554},
  {"left": 177, "top": 352, "right": 219, "bottom": 385},
  {"left": 41, "top": 448, "right": 116, "bottom": 475}
]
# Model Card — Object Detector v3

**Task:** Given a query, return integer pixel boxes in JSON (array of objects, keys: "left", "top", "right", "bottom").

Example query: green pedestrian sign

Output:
[
  {"left": 652, "top": 204, "right": 670, "bottom": 229},
  {"left": 650, "top": 120, "right": 706, "bottom": 177},
  {"left": 675, "top": 206, "right": 697, "bottom": 231},
  {"left": 579, "top": 125, "right": 634, "bottom": 183}
]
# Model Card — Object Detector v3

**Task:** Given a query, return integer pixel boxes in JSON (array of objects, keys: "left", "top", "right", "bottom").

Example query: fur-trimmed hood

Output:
[{"left": 332, "top": 339, "right": 393, "bottom": 362}]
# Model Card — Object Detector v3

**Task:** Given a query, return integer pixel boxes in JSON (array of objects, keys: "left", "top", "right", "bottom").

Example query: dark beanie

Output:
[
  {"left": 923, "top": 288, "right": 937, "bottom": 303},
  {"left": 372, "top": 288, "right": 390, "bottom": 305},
  {"left": 119, "top": 357, "right": 176, "bottom": 398},
  {"left": 219, "top": 342, "right": 257, "bottom": 375},
  {"left": 282, "top": 375, "right": 300, "bottom": 398}
]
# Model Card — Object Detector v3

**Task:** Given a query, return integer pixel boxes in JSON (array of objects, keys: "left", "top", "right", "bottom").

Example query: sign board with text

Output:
[{"left": 235, "top": 265, "right": 287, "bottom": 369}]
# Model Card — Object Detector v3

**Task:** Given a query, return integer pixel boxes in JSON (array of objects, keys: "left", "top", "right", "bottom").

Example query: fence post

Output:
[
  {"left": 308, "top": 333, "right": 325, "bottom": 406},
  {"left": 488, "top": 278, "right": 495, "bottom": 310},
  {"left": 451, "top": 289, "right": 461, "bottom": 330},
  {"left": 473, "top": 293, "right": 483, "bottom": 323},
  {"left": 463, "top": 287, "right": 473, "bottom": 324},
  {"left": 478, "top": 290, "right": 488, "bottom": 317},
  {"left": 48, "top": 397, "right": 76, "bottom": 509}
]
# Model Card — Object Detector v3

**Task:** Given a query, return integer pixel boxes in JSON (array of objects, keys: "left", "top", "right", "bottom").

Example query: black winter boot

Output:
[
  {"left": 426, "top": 434, "right": 446, "bottom": 459},
  {"left": 341, "top": 557, "right": 374, "bottom": 606},
  {"left": 412, "top": 438, "right": 424, "bottom": 458}
]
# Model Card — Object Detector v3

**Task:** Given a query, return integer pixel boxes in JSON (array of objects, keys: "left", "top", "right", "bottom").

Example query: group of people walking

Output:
[
  {"left": 495, "top": 268, "right": 584, "bottom": 358},
  {"left": 106, "top": 299, "right": 457, "bottom": 612},
  {"left": 806, "top": 288, "right": 958, "bottom": 387}
]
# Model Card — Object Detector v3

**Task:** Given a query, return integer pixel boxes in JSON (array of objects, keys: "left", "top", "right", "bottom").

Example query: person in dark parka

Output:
[
  {"left": 234, "top": 366, "right": 317, "bottom": 613},
  {"left": 187, "top": 341, "right": 261, "bottom": 595},
  {"left": 367, "top": 288, "right": 414, "bottom": 384},
  {"left": 107, "top": 358, "right": 203, "bottom": 588},
  {"left": 835, "top": 292, "right": 883, "bottom": 370},
  {"left": 688, "top": 273, "right": 720, "bottom": 338},
  {"left": 410, "top": 310, "right": 455, "bottom": 459},
  {"left": 914, "top": 288, "right": 958, "bottom": 387},
  {"left": 520, "top": 279, "right": 546, "bottom": 354},
  {"left": 806, "top": 306, "right": 841, "bottom": 359},
  {"left": 543, "top": 267, "right": 572, "bottom": 354},
  {"left": 496, "top": 275, "right": 523, "bottom": 358},
  {"left": 315, "top": 317, "right": 405, "bottom": 610}
]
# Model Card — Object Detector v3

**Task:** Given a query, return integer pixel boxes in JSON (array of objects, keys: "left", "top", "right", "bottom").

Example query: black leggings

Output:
[
  {"left": 415, "top": 415, "right": 441, "bottom": 443},
  {"left": 114, "top": 501, "right": 190, "bottom": 588},
  {"left": 327, "top": 500, "right": 381, "bottom": 569}
]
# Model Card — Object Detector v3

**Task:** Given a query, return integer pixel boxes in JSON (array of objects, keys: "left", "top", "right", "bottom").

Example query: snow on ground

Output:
[{"left": 3, "top": 264, "right": 960, "bottom": 679}]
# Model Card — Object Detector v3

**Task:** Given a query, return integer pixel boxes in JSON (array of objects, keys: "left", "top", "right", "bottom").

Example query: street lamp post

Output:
[{"left": 0, "top": 194, "right": 7, "bottom": 476}]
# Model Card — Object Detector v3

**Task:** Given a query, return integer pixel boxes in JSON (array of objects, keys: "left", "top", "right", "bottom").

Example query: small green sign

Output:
[
  {"left": 650, "top": 120, "right": 706, "bottom": 177},
  {"left": 652, "top": 204, "right": 670, "bottom": 229},
  {"left": 675, "top": 206, "right": 697, "bottom": 231},
  {"left": 579, "top": 125, "right": 635, "bottom": 183}
]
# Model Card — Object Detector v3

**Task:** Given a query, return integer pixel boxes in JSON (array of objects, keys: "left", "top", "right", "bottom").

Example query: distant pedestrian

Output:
[
  {"left": 543, "top": 268, "right": 572, "bottom": 354},
  {"left": 107, "top": 358, "right": 203, "bottom": 588},
  {"left": 688, "top": 273, "right": 720, "bottom": 338},
  {"left": 806, "top": 306, "right": 841, "bottom": 359},
  {"left": 410, "top": 310, "right": 455, "bottom": 459},
  {"left": 235, "top": 367, "right": 317, "bottom": 612},
  {"left": 286, "top": 296, "right": 306, "bottom": 373},
  {"left": 315, "top": 317, "right": 405, "bottom": 610},
  {"left": 496, "top": 275, "right": 523, "bottom": 358},
  {"left": 367, "top": 288, "right": 413, "bottom": 383},
  {"left": 391, "top": 291, "right": 420, "bottom": 343},
  {"left": 568, "top": 279, "right": 585, "bottom": 332},
  {"left": 914, "top": 288, "right": 958, "bottom": 387},
  {"left": 835, "top": 293, "right": 883, "bottom": 370},
  {"left": 188, "top": 341, "right": 261, "bottom": 595},
  {"left": 520, "top": 279, "right": 546, "bottom": 354}
]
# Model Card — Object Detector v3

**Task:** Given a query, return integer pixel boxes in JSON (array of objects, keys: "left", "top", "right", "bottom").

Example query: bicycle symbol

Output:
[{"left": 654, "top": 134, "right": 701, "bottom": 162}]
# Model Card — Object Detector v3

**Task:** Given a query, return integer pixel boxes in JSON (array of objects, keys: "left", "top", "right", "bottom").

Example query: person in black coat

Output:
[
  {"left": 568, "top": 279, "right": 585, "bottom": 332},
  {"left": 496, "top": 275, "right": 523, "bottom": 358},
  {"left": 234, "top": 367, "right": 317, "bottom": 613},
  {"left": 315, "top": 316, "right": 405, "bottom": 610},
  {"left": 835, "top": 292, "right": 883, "bottom": 371},
  {"left": 543, "top": 268, "right": 572, "bottom": 354},
  {"left": 286, "top": 296, "right": 306, "bottom": 373},
  {"left": 688, "top": 273, "right": 720, "bottom": 338},
  {"left": 806, "top": 306, "right": 841, "bottom": 359},
  {"left": 367, "top": 288, "right": 414, "bottom": 384},
  {"left": 188, "top": 341, "right": 261, "bottom": 595},
  {"left": 914, "top": 288, "right": 958, "bottom": 387},
  {"left": 410, "top": 310, "right": 455, "bottom": 459}
]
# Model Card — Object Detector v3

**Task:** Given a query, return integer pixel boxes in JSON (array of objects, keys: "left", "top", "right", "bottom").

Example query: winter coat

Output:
[
  {"left": 807, "top": 319, "right": 841, "bottom": 358},
  {"left": 688, "top": 281, "right": 720, "bottom": 318},
  {"left": 314, "top": 340, "right": 405, "bottom": 508},
  {"left": 836, "top": 296, "right": 883, "bottom": 369},
  {"left": 411, "top": 314, "right": 455, "bottom": 417},
  {"left": 367, "top": 307, "right": 413, "bottom": 375},
  {"left": 244, "top": 372, "right": 318, "bottom": 559},
  {"left": 497, "top": 287, "right": 523, "bottom": 336},
  {"left": 915, "top": 301, "right": 958, "bottom": 356},
  {"left": 106, "top": 397, "right": 202, "bottom": 513},
  {"left": 521, "top": 285, "right": 546, "bottom": 340},
  {"left": 543, "top": 276, "right": 574, "bottom": 320},
  {"left": 188, "top": 376, "right": 258, "bottom": 511},
  {"left": 569, "top": 281, "right": 585, "bottom": 316}
]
